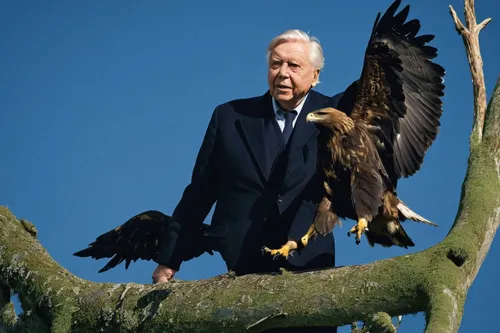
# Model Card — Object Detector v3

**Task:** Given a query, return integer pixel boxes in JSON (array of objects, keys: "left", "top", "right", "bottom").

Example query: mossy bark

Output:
[{"left": 0, "top": 78, "right": 499, "bottom": 332}]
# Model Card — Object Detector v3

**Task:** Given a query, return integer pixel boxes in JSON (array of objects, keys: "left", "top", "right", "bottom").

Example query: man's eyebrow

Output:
[{"left": 271, "top": 56, "right": 300, "bottom": 63}]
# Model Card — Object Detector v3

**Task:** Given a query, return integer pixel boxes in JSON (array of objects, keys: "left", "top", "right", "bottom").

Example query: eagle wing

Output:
[
  {"left": 73, "top": 210, "right": 213, "bottom": 273},
  {"left": 338, "top": 0, "right": 445, "bottom": 185}
]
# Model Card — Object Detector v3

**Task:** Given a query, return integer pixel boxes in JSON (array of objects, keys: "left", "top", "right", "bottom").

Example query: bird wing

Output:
[
  {"left": 73, "top": 210, "right": 170, "bottom": 273},
  {"left": 74, "top": 210, "right": 216, "bottom": 273},
  {"left": 339, "top": 0, "right": 445, "bottom": 185}
]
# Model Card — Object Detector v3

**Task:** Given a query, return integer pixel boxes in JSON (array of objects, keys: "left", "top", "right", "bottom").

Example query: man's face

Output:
[{"left": 268, "top": 41, "right": 320, "bottom": 111}]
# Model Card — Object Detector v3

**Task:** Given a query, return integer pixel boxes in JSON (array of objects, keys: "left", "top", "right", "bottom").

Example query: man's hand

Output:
[{"left": 152, "top": 264, "right": 176, "bottom": 283}]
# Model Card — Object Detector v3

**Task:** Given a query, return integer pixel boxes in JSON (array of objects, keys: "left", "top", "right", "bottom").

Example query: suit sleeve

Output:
[{"left": 156, "top": 108, "right": 220, "bottom": 270}]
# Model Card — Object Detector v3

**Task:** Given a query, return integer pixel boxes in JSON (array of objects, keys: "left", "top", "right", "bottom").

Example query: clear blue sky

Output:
[{"left": 1, "top": 0, "right": 499, "bottom": 331}]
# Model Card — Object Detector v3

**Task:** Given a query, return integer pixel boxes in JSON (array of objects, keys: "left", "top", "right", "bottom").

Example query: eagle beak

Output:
[{"left": 306, "top": 113, "right": 319, "bottom": 123}]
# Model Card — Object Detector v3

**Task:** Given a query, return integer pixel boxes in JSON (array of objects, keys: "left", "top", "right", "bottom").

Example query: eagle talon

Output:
[
  {"left": 261, "top": 241, "right": 298, "bottom": 260},
  {"left": 262, "top": 245, "right": 290, "bottom": 259},
  {"left": 348, "top": 218, "right": 369, "bottom": 244},
  {"left": 300, "top": 223, "right": 317, "bottom": 247}
]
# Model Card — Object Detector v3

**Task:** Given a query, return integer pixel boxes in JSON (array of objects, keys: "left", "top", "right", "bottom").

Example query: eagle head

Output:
[{"left": 306, "top": 107, "right": 354, "bottom": 134}]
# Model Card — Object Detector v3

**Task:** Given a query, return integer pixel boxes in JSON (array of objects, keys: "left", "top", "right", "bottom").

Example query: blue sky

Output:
[{"left": 1, "top": 0, "right": 499, "bottom": 331}]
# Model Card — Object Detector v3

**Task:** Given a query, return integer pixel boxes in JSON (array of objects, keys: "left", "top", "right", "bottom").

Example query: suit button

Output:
[
  {"left": 263, "top": 217, "right": 267, "bottom": 222},
  {"left": 277, "top": 195, "right": 283, "bottom": 203}
]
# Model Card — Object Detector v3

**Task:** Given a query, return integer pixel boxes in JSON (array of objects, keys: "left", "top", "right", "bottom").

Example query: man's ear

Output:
[{"left": 311, "top": 69, "right": 320, "bottom": 87}]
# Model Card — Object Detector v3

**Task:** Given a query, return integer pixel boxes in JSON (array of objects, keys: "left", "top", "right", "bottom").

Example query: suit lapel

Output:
[
  {"left": 283, "top": 91, "right": 322, "bottom": 184},
  {"left": 235, "top": 92, "right": 281, "bottom": 182},
  {"left": 287, "top": 91, "right": 322, "bottom": 152},
  {"left": 235, "top": 90, "right": 324, "bottom": 184}
]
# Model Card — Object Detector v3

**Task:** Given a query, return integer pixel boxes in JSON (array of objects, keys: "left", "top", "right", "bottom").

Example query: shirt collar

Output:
[{"left": 272, "top": 92, "right": 309, "bottom": 119}]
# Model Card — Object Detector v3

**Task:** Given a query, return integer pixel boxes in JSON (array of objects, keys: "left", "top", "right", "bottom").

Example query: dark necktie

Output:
[{"left": 282, "top": 110, "right": 297, "bottom": 145}]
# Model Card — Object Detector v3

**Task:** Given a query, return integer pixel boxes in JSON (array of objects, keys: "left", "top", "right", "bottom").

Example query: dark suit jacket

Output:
[{"left": 157, "top": 89, "right": 343, "bottom": 274}]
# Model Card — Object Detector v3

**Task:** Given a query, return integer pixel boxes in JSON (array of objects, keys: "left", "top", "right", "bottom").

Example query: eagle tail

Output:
[
  {"left": 365, "top": 217, "right": 415, "bottom": 248},
  {"left": 389, "top": 221, "right": 415, "bottom": 248},
  {"left": 396, "top": 199, "right": 438, "bottom": 227}
]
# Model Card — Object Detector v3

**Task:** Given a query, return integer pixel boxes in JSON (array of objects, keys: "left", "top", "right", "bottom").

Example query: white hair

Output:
[{"left": 266, "top": 29, "right": 325, "bottom": 71}]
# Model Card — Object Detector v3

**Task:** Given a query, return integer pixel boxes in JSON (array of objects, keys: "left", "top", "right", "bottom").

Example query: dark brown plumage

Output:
[
  {"left": 74, "top": 210, "right": 218, "bottom": 273},
  {"left": 305, "top": 0, "right": 443, "bottom": 248}
]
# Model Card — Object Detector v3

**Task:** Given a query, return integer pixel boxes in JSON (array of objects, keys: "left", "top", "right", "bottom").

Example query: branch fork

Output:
[{"left": 449, "top": 0, "right": 492, "bottom": 143}]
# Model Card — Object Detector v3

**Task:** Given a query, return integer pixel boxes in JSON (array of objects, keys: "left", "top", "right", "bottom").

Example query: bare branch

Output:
[
  {"left": 449, "top": 5, "right": 469, "bottom": 34},
  {"left": 449, "top": 0, "right": 492, "bottom": 143},
  {"left": 464, "top": 0, "right": 477, "bottom": 30},
  {"left": 475, "top": 18, "right": 492, "bottom": 33}
]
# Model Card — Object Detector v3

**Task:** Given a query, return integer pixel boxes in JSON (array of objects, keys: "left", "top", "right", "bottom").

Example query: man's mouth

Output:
[{"left": 276, "top": 84, "right": 292, "bottom": 89}]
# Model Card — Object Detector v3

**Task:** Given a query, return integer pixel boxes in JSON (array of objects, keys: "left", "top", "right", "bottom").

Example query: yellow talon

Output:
[
  {"left": 301, "top": 223, "right": 317, "bottom": 247},
  {"left": 262, "top": 240, "right": 298, "bottom": 259},
  {"left": 348, "top": 218, "right": 369, "bottom": 244}
]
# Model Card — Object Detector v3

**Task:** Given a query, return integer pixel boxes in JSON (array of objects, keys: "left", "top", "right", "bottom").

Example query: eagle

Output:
[
  {"left": 73, "top": 210, "right": 219, "bottom": 273},
  {"left": 264, "top": 0, "right": 444, "bottom": 258}
]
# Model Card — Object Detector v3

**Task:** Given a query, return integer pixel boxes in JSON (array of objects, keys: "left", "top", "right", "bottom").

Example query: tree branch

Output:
[
  {"left": 0, "top": 283, "right": 17, "bottom": 331},
  {"left": 0, "top": 206, "right": 430, "bottom": 331},
  {"left": 475, "top": 18, "right": 492, "bottom": 33},
  {"left": 449, "top": 0, "right": 492, "bottom": 143},
  {"left": 449, "top": 5, "right": 469, "bottom": 34}
]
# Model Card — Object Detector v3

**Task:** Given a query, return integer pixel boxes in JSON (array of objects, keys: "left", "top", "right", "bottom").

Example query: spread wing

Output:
[
  {"left": 73, "top": 210, "right": 213, "bottom": 273},
  {"left": 338, "top": 0, "right": 445, "bottom": 185}
]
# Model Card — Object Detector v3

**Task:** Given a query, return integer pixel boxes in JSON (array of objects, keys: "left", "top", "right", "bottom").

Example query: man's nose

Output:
[{"left": 278, "top": 64, "right": 290, "bottom": 78}]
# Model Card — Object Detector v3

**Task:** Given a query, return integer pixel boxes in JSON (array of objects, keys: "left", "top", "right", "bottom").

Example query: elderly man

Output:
[{"left": 154, "top": 29, "right": 341, "bottom": 331}]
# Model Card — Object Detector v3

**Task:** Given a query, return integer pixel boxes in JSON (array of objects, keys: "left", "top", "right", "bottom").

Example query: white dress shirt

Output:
[{"left": 272, "top": 93, "right": 309, "bottom": 131}]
